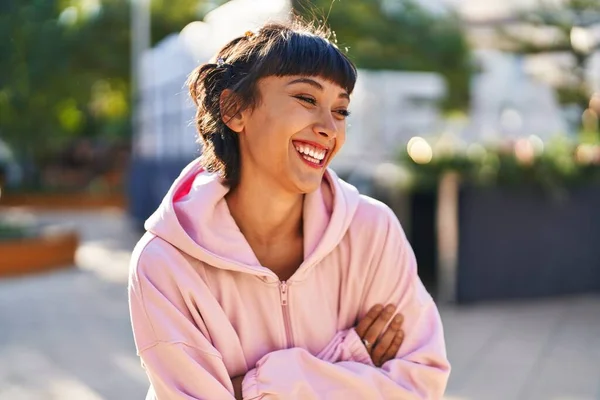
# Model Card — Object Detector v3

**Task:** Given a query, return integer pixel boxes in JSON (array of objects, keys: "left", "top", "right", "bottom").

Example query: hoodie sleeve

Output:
[
  {"left": 128, "top": 237, "right": 237, "bottom": 400},
  {"left": 315, "top": 328, "right": 375, "bottom": 366},
  {"left": 241, "top": 204, "right": 450, "bottom": 400}
]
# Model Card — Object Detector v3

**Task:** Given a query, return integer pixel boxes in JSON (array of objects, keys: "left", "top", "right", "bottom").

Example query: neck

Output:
[{"left": 225, "top": 174, "right": 304, "bottom": 246}]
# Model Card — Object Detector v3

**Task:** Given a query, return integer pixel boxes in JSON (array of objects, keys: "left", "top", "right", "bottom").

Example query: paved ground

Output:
[{"left": 1, "top": 209, "right": 599, "bottom": 400}]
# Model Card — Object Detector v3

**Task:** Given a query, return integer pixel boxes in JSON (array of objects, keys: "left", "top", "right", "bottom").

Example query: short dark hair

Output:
[{"left": 187, "top": 19, "right": 357, "bottom": 188}]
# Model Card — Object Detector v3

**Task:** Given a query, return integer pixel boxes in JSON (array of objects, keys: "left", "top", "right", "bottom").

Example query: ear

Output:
[{"left": 220, "top": 89, "right": 245, "bottom": 133}]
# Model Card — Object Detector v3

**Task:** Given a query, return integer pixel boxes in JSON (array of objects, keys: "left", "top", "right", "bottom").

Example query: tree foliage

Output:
[
  {"left": 293, "top": 0, "right": 473, "bottom": 111},
  {"left": 495, "top": 0, "right": 600, "bottom": 110},
  {"left": 0, "top": 0, "right": 212, "bottom": 166}
]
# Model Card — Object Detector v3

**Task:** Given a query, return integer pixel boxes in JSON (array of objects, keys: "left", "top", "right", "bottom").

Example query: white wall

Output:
[
  {"left": 331, "top": 70, "right": 446, "bottom": 172},
  {"left": 133, "top": 0, "right": 292, "bottom": 160},
  {"left": 463, "top": 50, "right": 568, "bottom": 143}
]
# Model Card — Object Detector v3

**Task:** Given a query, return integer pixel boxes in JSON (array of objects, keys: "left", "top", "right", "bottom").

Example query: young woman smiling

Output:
[{"left": 128, "top": 20, "right": 450, "bottom": 400}]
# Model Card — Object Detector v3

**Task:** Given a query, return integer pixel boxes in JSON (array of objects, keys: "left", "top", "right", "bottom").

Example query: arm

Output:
[
  {"left": 316, "top": 305, "right": 404, "bottom": 368},
  {"left": 241, "top": 206, "right": 450, "bottom": 399},
  {"left": 138, "top": 341, "right": 236, "bottom": 400},
  {"left": 315, "top": 327, "right": 376, "bottom": 366},
  {"left": 130, "top": 238, "right": 398, "bottom": 400},
  {"left": 129, "top": 242, "right": 237, "bottom": 400}
]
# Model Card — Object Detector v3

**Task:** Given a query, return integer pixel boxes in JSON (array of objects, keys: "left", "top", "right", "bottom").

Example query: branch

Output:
[{"left": 494, "top": 26, "right": 572, "bottom": 54}]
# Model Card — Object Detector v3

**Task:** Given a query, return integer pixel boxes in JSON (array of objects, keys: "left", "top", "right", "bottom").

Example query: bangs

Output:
[{"left": 256, "top": 31, "right": 357, "bottom": 94}]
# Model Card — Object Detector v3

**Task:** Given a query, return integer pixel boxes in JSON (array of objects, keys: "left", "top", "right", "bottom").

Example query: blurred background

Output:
[{"left": 1, "top": 0, "right": 600, "bottom": 399}]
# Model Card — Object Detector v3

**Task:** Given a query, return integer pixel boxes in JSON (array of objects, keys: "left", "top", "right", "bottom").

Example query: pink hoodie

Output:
[{"left": 128, "top": 159, "right": 450, "bottom": 400}]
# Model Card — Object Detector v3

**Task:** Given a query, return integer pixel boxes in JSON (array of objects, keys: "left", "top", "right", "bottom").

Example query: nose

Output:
[{"left": 313, "top": 109, "right": 338, "bottom": 139}]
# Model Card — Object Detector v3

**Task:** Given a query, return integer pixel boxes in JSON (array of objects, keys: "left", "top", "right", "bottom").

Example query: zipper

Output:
[{"left": 279, "top": 281, "right": 295, "bottom": 348}]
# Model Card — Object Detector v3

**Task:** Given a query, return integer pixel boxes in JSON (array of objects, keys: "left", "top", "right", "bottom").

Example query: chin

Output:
[
  {"left": 291, "top": 172, "right": 324, "bottom": 194},
  {"left": 286, "top": 156, "right": 332, "bottom": 194}
]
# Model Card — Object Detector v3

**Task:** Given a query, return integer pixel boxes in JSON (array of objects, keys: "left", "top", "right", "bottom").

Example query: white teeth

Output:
[
  {"left": 294, "top": 143, "right": 327, "bottom": 163},
  {"left": 304, "top": 155, "right": 319, "bottom": 164}
]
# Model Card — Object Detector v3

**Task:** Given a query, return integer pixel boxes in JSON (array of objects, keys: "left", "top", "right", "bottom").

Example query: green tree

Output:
[
  {"left": 0, "top": 0, "right": 215, "bottom": 183},
  {"left": 293, "top": 0, "right": 473, "bottom": 111},
  {"left": 496, "top": 0, "right": 600, "bottom": 113},
  {"left": 0, "top": 1, "right": 73, "bottom": 161}
]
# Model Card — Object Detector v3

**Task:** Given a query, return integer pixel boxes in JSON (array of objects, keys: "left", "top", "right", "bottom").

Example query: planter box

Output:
[
  {"left": 456, "top": 185, "right": 600, "bottom": 303},
  {"left": 0, "top": 230, "right": 79, "bottom": 278}
]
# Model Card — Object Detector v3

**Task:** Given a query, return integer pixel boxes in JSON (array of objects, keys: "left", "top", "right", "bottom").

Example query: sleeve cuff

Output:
[
  {"left": 241, "top": 368, "right": 259, "bottom": 399},
  {"left": 344, "top": 329, "right": 375, "bottom": 367}
]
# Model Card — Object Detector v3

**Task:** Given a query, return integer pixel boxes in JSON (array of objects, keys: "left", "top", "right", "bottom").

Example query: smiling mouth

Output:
[{"left": 293, "top": 141, "right": 328, "bottom": 168}]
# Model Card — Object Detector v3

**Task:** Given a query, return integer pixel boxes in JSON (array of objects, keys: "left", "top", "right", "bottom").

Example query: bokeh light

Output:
[
  {"left": 590, "top": 93, "right": 600, "bottom": 113},
  {"left": 575, "top": 144, "right": 598, "bottom": 165},
  {"left": 514, "top": 137, "right": 535, "bottom": 165},
  {"left": 466, "top": 143, "right": 487, "bottom": 161},
  {"left": 570, "top": 26, "right": 594, "bottom": 54},
  {"left": 582, "top": 108, "right": 599, "bottom": 132},
  {"left": 500, "top": 108, "right": 523, "bottom": 133},
  {"left": 528, "top": 135, "right": 544, "bottom": 155},
  {"left": 407, "top": 136, "right": 433, "bottom": 164}
]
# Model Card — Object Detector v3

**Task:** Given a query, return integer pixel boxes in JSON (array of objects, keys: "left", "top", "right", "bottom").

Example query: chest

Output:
[
  {"left": 251, "top": 238, "right": 304, "bottom": 281},
  {"left": 195, "top": 239, "right": 369, "bottom": 375},
  {"left": 199, "top": 248, "right": 363, "bottom": 371}
]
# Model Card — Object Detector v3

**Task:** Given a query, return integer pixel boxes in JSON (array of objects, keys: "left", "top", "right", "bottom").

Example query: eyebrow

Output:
[{"left": 287, "top": 78, "right": 350, "bottom": 100}]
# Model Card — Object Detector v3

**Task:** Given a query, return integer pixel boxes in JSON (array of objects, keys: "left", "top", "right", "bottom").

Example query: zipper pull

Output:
[{"left": 280, "top": 281, "right": 288, "bottom": 306}]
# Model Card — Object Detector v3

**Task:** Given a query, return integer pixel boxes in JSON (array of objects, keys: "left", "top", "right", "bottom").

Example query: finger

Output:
[
  {"left": 363, "top": 304, "right": 396, "bottom": 350},
  {"left": 355, "top": 304, "right": 384, "bottom": 337},
  {"left": 380, "top": 330, "right": 405, "bottom": 366},
  {"left": 371, "top": 314, "right": 403, "bottom": 366}
]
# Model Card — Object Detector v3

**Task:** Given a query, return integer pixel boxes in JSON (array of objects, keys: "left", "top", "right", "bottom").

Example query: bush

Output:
[{"left": 401, "top": 135, "right": 600, "bottom": 194}]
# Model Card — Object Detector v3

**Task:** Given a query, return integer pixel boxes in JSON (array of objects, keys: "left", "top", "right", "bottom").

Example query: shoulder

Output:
[
  {"left": 328, "top": 170, "right": 408, "bottom": 246},
  {"left": 329, "top": 170, "right": 400, "bottom": 234},
  {"left": 354, "top": 194, "right": 395, "bottom": 222},
  {"left": 351, "top": 193, "right": 403, "bottom": 238},
  {"left": 128, "top": 232, "right": 194, "bottom": 289}
]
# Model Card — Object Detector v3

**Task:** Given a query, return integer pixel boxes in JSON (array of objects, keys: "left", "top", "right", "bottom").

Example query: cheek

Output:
[
  {"left": 244, "top": 109, "right": 284, "bottom": 146},
  {"left": 282, "top": 107, "right": 314, "bottom": 133},
  {"left": 262, "top": 103, "right": 307, "bottom": 137},
  {"left": 333, "top": 126, "right": 347, "bottom": 152}
]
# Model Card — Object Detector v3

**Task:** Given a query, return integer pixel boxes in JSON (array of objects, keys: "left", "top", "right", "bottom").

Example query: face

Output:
[{"left": 226, "top": 75, "right": 350, "bottom": 194}]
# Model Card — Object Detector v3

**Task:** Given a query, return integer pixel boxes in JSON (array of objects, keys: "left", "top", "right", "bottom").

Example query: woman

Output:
[{"left": 129, "top": 20, "right": 450, "bottom": 400}]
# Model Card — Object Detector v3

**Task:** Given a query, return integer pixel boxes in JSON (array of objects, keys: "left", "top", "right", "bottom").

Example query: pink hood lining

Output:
[{"left": 144, "top": 158, "right": 361, "bottom": 281}]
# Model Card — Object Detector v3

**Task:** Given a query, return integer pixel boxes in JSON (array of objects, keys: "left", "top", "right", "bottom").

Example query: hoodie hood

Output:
[{"left": 145, "top": 158, "right": 361, "bottom": 279}]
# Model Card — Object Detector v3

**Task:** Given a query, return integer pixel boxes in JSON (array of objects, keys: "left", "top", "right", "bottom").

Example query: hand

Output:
[
  {"left": 231, "top": 375, "right": 244, "bottom": 400},
  {"left": 355, "top": 304, "right": 404, "bottom": 367}
]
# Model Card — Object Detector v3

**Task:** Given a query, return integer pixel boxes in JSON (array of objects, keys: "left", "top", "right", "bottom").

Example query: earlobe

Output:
[{"left": 220, "top": 89, "right": 244, "bottom": 133}]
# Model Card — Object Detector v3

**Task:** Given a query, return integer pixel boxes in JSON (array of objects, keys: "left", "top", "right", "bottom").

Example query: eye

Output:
[
  {"left": 294, "top": 95, "right": 316, "bottom": 105},
  {"left": 335, "top": 109, "right": 351, "bottom": 118}
]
